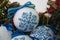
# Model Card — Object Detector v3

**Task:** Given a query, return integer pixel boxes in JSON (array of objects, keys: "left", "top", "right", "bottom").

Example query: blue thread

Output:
[
  {"left": 19, "top": 22, "right": 26, "bottom": 28},
  {"left": 32, "top": 15, "right": 37, "bottom": 21},
  {"left": 22, "top": 12, "right": 28, "bottom": 19},
  {"left": 7, "top": 1, "right": 35, "bottom": 19}
]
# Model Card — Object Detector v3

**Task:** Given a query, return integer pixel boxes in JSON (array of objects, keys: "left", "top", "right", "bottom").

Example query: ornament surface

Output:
[
  {"left": 30, "top": 25, "right": 55, "bottom": 40},
  {"left": 12, "top": 35, "right": 32, "bottom": 40},
  {"left": 13, "top": 7, "right": 39, "bottom": 32}
]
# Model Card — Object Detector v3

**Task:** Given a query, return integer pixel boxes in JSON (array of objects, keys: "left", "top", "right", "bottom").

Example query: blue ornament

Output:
[
  {"left": 47, "top": 25, "right": 57, "bottom": 34},
  {"left": 30, "top": 25, "right": 56, "bottom": 40}
]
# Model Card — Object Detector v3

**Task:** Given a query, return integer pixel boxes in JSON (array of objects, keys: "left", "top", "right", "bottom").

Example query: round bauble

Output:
[
  {"left": 30, "top": 25, "right": 56, "bottom": 40},
  {"left": 13, "top": 7, "right": 39, "bottom": 32}
]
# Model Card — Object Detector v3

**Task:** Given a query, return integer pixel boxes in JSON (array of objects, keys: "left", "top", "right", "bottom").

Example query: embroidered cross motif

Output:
[{"left": 18, "top": 12, "right": 37, "bottom": 31}]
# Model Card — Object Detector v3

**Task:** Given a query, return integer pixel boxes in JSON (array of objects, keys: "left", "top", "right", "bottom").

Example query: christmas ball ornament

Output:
[
  {"left": 9, "top": 0, "right": 50, "bottom": 13},
  {"left": 12, "top": 35, "right": 32, "bottom": 40},
  {"left": 13, "top": 7, "right": 39, "bottom": 32},
  {"left": 30, "top": 25, "right": 56, "bottom": 40},
  {"left": 0, "top": 25, "right": 11, "bottom": 40}
]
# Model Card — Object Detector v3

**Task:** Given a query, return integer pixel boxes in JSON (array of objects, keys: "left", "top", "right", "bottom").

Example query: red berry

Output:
[
  {"left": 10, "top": 18, "right": 14, "bottom": 24},
  {"left": 2, "top": 0, "right": 4, "bottom": 2},
  {"left": 55, "top": 0, "right": 60, "bottom": 7},
  {"left": 48, "top": 7, "right": 55, "bottom": 13}
]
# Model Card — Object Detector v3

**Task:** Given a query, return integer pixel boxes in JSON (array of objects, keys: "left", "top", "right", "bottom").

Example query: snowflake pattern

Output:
[
  {"left": 30, "top": 26, "right": 54, "bottom": 40},
  {"left": 18, "top": 12, "right": 38, "bottom": 31}
]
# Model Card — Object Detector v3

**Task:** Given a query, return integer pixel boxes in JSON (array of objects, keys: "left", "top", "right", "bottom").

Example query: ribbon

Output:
[
  {"left": 7, "top": 1, "right": 35, "bottom": 18},
  {"left": 11, "top": 30, "right": 24, "bottom": 38},
  {"left": 3, "top": 23, "right": 13, "bottom": 31}
]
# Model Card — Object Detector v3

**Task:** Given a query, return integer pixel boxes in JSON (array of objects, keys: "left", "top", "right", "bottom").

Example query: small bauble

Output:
[
  {"left": 13, "top": 7, "right": 39, "bottom": 32},
  {"left": 30, "top": 25, "right": 56, "bottom": 40},
  {"left": 12, "top": 35, "right": 32, "bottom": 40}
]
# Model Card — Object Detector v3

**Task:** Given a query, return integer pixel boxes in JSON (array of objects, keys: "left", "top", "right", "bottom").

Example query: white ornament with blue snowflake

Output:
[
  {"left": 12, "top": 35, "right": 32, "bottom": 40},
  {"left": 13, "top": 7, "right": 39, "bottom": 32},
  {"left": 30, "top": 25, "right": 55, "bottom": 40}
]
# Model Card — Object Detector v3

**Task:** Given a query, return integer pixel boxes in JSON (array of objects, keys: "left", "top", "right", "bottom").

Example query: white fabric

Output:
[
  {"left": 9, "top": 0, "right": 50, "bottom": 13},
  {"left": 0, "top": 26, "right": 11, "bottom": 40}
]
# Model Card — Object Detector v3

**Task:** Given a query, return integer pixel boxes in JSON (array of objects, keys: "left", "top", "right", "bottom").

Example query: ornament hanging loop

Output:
[{"left": 7, "top": 1, "right": 35, "bottom": 19}]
